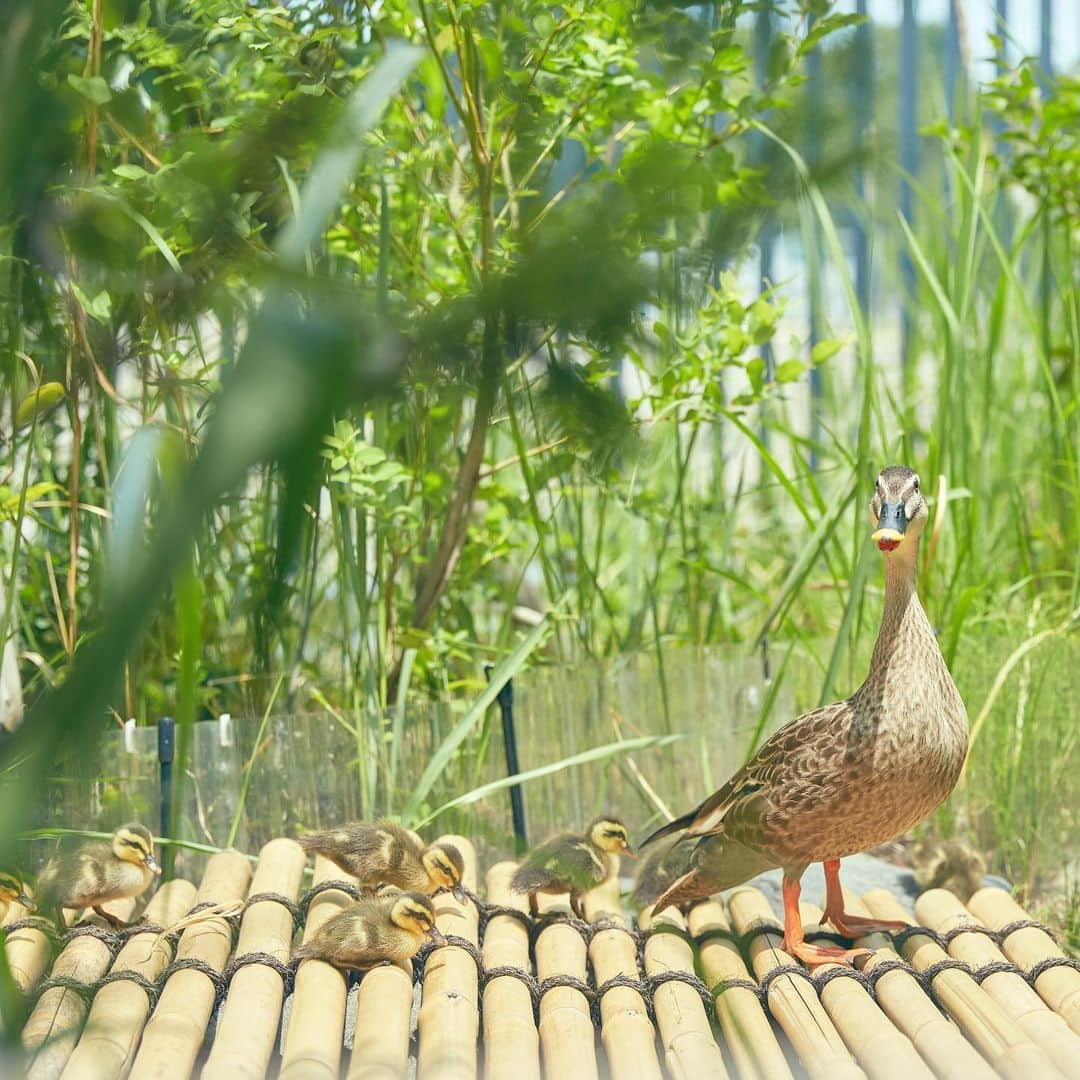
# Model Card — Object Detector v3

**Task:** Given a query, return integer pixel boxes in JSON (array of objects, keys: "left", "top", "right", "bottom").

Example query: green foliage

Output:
[{"left": 0, "top": 0, "right": 1076, "bottom": 917}]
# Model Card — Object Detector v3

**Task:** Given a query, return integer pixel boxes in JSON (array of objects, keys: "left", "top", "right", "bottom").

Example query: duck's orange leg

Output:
[
  {"left": 821, "top": 858, "right": 908, "bottom": 937},
  {"left": 781, "top": 874, "right": 871, "bottom": 967}
]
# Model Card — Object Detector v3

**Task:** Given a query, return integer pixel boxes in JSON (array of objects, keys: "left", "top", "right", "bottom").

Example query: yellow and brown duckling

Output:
[
  {"left": 629, "top": 836, "right": 694, "bottom": 913},
  {"left": 912, "top": 837, "right": 986, "bottom": 901},
  {"left": 0, "top": 871, "right": 33, "bottom": 920},
  {"left": 511, "top": 817, "right": 634, "bottom": 918},
  {"left": 294, "top": 890, "right": 445, "bottom": 972},
  {"left": 298, "top": 820, "right": 466, "bottom": 901},
  {"left": 35, "top": 823, "right": 161, "bottom": 929}
]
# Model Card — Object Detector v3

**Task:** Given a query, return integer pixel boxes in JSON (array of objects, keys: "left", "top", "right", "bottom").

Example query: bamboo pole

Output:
[
  {"left": 60, "top": 879, "right": 198, "bottom": 1080},
  {"left": 687, "top": 900, "right": 792, "bottom": 1080},
  {"left": 416, "top": 834, "right": 480, "bottom": 1080},
  {"left": 3, "top": 894, "right": 53, "bottom": 998},
  {"left": 533, "top": 884, "right": 597, "bottom": 1080},
  {"left": 481, "top": 862, "right": 540, "bottom": 1080},
  {"left": 726, "top": 887, "right": 865, "bottom": 1080},
  {"left": 203, "top": 838, "right": 307, "bottom": 1080},
  {"left": 583, "top": 875, "right": 662, "bottom": 1080},
  {"left": 862, "top": 888, "right": 1065, "bottom": 1080},
  {"left": 796, "top": 899, "right": 933, "bottom": 1080},
  {"left": 638, "top": 906, "right": 727, "bottom": 1080},
  {"left": 968, "top": 886, "right": 1080, "bottom": 1035},
  {"left": 22, "top": 899, "right": 139, "bottom": 1079},
  {"left": 279, "top": 855, "right": 359, "bottom": 1079},
  {"left": 832, "top": 890, "right": 995, "bottom": 1080},
  {"left": 915, "top": 888, "right": 1080, "bottom": 1078},
  {"left": 128, "top": 850, "right": 252, "bottom": 1080},
  {"left": 347, "top": 957, "right": 414, "bottom": 1080}
]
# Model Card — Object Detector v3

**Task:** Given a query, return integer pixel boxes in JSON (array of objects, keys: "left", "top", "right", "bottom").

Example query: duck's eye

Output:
[{"left": 913, "top": 477, "right": 920, "bottom": 493}]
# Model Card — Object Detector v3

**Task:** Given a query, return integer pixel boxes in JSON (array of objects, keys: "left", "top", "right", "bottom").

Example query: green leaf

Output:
[
  {"left": 774, "top": 359, "right": 805, "bottom": 383},
  {"left": 67, "top": 73, "right": 111, "bottom": 105},
  {"left": 70, "top": 282, "right": 112, "bottom": 323},
  {"left": 811, "top": 337, "right": 847, "bottom": 365},
  {"left": 15, "top": 382, "right": 66, "bottom": 427},
  {"left": 414, "top": 733, "right": 685, "bottom": 829},
  {"left": 113, "top": 163, "right": 151, "bottom": 181}
]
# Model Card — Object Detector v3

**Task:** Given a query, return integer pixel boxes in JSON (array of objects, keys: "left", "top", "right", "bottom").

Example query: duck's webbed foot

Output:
[
  {"left": 782, "top": 873, "right": 870, "bottom": 969},
  {"left": 821, "top": 858, "right": 908, "bottom": 938}
]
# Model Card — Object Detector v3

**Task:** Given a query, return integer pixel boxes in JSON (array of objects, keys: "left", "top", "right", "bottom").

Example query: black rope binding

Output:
[
  {"left": 97, "top": 968, "right": 162, "bottom": 1008},
  {"left": 1028, "top": 955, "right": 1080, "bottom": 981},
  {"left": 298, "top": 879, "right": 363, "bottom": 920},
  {"left": 244, "top": 892, "right": 303, "bottom": 933},
  {"left": 221, "top": 951, "right": 296, "bottom": 998}
]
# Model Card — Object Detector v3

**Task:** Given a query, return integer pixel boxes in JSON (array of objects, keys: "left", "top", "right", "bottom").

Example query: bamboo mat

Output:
[{"left": 3, "top": 836, "right": 1079, "bottom": 1079}]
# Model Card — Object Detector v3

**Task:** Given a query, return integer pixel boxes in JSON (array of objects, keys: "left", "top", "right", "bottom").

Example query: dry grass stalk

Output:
[
  {"left": 915, "top": 888, "right": 1080, "bottom": 1077},
  {"left": 62, "top": 879, "right": 198, "bottom": 1080},
  {"left": 796, "top": 899, "right": 933, "bottom": 1080},
  {"left": 583, "top": 874, "right": 662, "bottom": 1080},
  {"left": 831, "top": 890, "right": 995, "bottom": 1080},
  {"left": 862, "top": 888, "right": 1063, "bottom": 1079},
  {"left": 279, "top": 855, "right": 360, "bottom": 1079},
  {"left": 416, "top": 834, "right": 480, "bottom": 1080},
  {"left": 534, "top": 888, "right": 598, "bottom": 1080},
  {"left": 21, "top": 898, "right": 138, "bottom": 1078},
  {"left": 480, "top": 861, "right": 539, "bottom": 1080},
  {"left": 967, "top": 887, "right": 1080, "bottom": 1035},
  {"left": 726, "top": 887, "right": 865, "bottom": 1080},
  {"left": 687, "top": 899, "right": 791, "bottom": 1080},
  {"left": 638, "top": 905, "right": 727, "bottom": 1079},
  {"left": 128, "top": 850, "right": 252, "bottom": 1080},
  {"left": 203, "top": 838, "right": 307, "bottom": 1080}
]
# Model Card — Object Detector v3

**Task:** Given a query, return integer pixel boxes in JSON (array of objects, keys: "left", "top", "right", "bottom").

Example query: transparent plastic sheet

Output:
[{"left": 30, "top": 644, "right": 784, "bottom": 877}]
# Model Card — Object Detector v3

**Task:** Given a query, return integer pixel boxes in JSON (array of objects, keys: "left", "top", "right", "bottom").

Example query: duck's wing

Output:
[
  {"left": 512, "top": 833, "right": 603, "bottom": 893},
  {"left": 643, "top": 701, "right": 850, "bottom": 847}
]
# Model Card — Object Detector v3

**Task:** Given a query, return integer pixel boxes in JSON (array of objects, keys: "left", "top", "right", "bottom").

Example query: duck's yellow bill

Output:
[{"left": 872, "top": 527, "right": 904, "bottom": 552}]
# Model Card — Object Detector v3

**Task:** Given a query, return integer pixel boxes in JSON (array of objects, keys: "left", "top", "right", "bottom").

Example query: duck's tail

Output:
[{"left": 638, "top": 806, "right": 699, "bottom": 849}]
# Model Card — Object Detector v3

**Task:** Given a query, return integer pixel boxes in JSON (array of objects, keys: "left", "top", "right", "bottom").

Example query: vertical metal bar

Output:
[
  {"left": 754, "top": 2, "right": 775, "bottom": 449},
  {"left": 945, "top": 0, "right": 961, "bottom": 123},
  {"left": 806, "top": 14, "right": 824, "bottom": 470},
  {"left": 158, "top": 716, "right": 175, "bottom": 871},
  {"left": 486, "top": 666, "right": 527, "bottom": 852},
  {"left": 1039, "top": 0, "right": 1052, "bottom": 78},
  {"left": 899, "top": 0, "right": 919, "bottom": 382},
  {"left": 853, "top": 0, "right": 873, "bottom": 319}
]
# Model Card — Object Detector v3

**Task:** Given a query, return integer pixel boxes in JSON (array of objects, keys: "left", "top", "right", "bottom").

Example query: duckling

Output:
[
  {"left": 35, "top": 823, "right": 161, "bottom": 929},
  {"left": 511, "top": 817, "right": 633, "bottom": 918},
  {"left": 293, "top": 890, "right": 445, "bottom": 971},
  {"left": 0, "top": 871, "right": 33, "bottom": 920},
  {"left": 630, "top": 836, "right": 694, "bottom": 912},
  {"left": 298, "top": 821, "right": 466, "bottom": 901},
  {"left": 912, "top": 836, "right": 986, "bottom": 901}
]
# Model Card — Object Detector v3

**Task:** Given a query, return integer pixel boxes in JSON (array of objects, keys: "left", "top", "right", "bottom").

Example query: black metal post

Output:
[
  {"left": 158, "top": 716, "right": 175, "bottom": 847},
  {"left": 486, "top": 666, "right": 527, "bottom": 852}
]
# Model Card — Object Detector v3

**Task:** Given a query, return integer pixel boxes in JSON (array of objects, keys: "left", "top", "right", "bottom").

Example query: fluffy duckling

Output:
[
  {"left": 36, "top": 823, "right": 161, "bottom": 928},
  {"left": 630, "top": 836, "right": 694, "bottom": 913},
  {"left": 0, "top": 871, "right": 33, "bottom": 920},
  {"left": 294, "top": 890, "right": 445, "bottom": 971},
  {"left": 511, "top": 817, "right": 633, "bottom": 918},
  {"left": 298, "top": 821, "right": 466, "bottom": 901},
  {"left": 912, "top": 837, "right": 986, "bottom": 901}
]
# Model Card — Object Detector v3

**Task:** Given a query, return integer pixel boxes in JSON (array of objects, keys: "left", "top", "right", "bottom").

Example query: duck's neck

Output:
[{"left": 867, "top": 540, "right": 939, "bottom": 681}]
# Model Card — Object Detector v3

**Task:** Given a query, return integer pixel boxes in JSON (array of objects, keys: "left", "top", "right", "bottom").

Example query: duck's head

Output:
[
  {"left": 0, "top": 871, "right": 32, "bottom": 909},
  {"left": 869, "top": 465, "right": 928, "bottom": 554},
  {"left": 389, "top": 891, "right": 445, "bottom": 943},
  {"left": 588, "top": 817, "right": 635, "bottom": 856},
  {"left": 421, "top": 842, "right": 466, "bottom": 902},
  {"left": 112, "top": 824, "right": 161, "bottom": 876}
]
